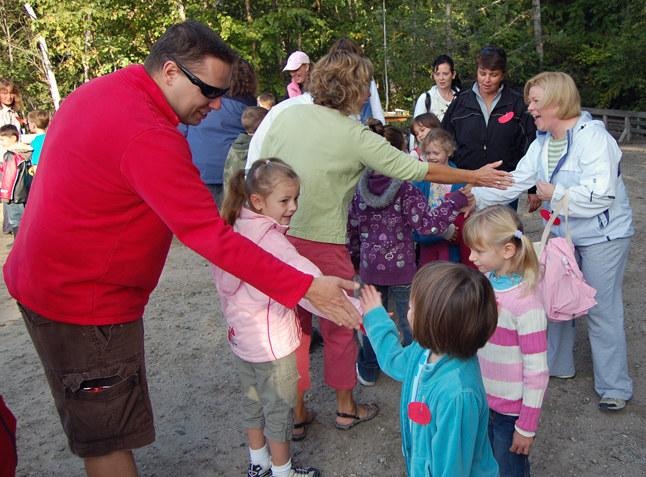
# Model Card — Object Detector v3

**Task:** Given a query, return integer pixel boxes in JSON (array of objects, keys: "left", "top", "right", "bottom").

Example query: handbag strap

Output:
[{"left": 539, "top": 188, "right": 573, "bottom": 248}]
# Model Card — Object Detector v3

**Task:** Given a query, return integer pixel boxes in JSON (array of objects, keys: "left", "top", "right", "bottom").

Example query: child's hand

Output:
[
  {"left": 447, "top": 226, "right": 459, "bottom": 244},
  {"left": 459, "top": 187, "right": 476, "bottom": 217},
  {"left": 509, "top": 431, "right": 533, "bottom": 455},
  {"left": 359, "top": 285, "right": 383, "bottom": 315}
]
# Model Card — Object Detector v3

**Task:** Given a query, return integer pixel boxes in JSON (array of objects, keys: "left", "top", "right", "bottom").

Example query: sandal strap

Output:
[{"left": 336, "top": 401, "right": 360, "bottom": 420}]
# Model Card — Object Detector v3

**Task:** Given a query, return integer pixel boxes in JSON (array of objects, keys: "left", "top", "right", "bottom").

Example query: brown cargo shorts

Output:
[{"left": 18, "top": 303, "right": 155, "bottom": 458}]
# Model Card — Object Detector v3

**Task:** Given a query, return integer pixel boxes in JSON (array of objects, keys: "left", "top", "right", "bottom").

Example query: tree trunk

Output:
[
  {"left": 83, "top": 14, "right": 91, "bottom": 83},
  {"left": 2, "top": 17, "right": 12, "bottom": 64},
  {"left": 382, "top": 0, "right": 389, "bottom": 111},
  {"left": 245, "top": 0, "right": 256, "bottom": 57},
  {"left": 176, "top": 0, "right": 186, "bottom": 21},
  {"left": 445, "top": 0, "right": 452, "bottom": 56},
  {"left": 532, "top": 0, "right": 544, "bottom": 64},
  {"left": 24, "top": 3, "right": 61, "bottom": 110}
]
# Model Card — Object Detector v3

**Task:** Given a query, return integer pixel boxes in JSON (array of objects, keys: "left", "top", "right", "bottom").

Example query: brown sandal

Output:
[
  {"left": 335, "top": 402, "right": 379, "bottom": 430},
  {"left": 292, "top": 409, "right": 316, "bottom": 441}
]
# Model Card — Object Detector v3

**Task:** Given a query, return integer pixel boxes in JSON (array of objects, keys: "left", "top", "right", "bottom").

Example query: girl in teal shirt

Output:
[{"left": 360, "top": 262, "right": 500, "bottom": 477}]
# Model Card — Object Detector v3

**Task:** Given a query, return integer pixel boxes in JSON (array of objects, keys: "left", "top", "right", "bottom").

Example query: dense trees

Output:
[{"left": 1, "top": 0, "right": 645, "bottom": 112}]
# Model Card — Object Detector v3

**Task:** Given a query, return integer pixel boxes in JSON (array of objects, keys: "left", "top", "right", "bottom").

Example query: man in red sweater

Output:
[{"left": 3, "top": 22, "right": 361, "bottom": 476}]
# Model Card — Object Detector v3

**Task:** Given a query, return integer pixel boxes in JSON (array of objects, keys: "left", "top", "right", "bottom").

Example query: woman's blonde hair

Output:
[
  {"left": 524, "top": 72, "right": 581, "bottom": 120},
  {"left": 221, "top": 158, "right": 299, "bottom": 226},
  {"left": 0, "top": 78, "right": 22, "bottom": 111},
  {"left": 309, "top": 52, "right": 374, "bottom": 116},
  {"left": 463, "top": 205, "right": 540, "bottom": 293}
]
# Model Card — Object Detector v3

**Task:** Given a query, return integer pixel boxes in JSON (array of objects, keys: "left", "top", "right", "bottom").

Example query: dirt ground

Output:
[{"left": 1, "top": 143, "right": 646, "bottom": 477}]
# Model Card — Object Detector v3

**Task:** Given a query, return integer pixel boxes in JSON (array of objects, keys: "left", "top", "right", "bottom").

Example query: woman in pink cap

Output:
[{"left": 282, "top": 51, "right": 310, "bottom": 101}]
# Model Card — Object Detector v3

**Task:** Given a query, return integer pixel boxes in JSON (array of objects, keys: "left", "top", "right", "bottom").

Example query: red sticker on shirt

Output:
[
  {"left": 540, "top": 209, "right": 561, "bottom": 225},
  {"left": 498, "top": 111, "right": 514, "bottom": 123},
  {"left": 408, "top": 402, "right": 431, "bottom": 425}
]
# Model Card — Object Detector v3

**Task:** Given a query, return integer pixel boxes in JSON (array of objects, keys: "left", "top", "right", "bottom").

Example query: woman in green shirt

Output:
[{"left": 260, "top": 51, "right": 512, "bottom": 437}]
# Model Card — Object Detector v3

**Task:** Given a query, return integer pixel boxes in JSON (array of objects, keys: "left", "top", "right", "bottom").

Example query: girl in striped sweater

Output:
[{"left": 463, "top": 205, "right": 548, "bottom": 477}]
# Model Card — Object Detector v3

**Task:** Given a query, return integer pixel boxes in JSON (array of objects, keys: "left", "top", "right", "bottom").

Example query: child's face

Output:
[
  {"left": 0, "top": 87, "right": 15, "bottom": 107},
  {"left": 412, "top": 124, "right": 432, "bottom": 144},
  {"left": 468, "top": 240, "right": 515, "bottom": 276},
  {"left": 422, "top": 141, "right": 450, "bottom": 165},
  {"left": 253, "top": 180, "right": 300, "bottom": 226},
  {"left": 0, "top": 135, "right": 17, "bottom": 148}
]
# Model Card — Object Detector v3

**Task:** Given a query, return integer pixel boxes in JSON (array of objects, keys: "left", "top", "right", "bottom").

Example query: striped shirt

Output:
[
  {"left": 478, "top": 274, "right": 548, "bottom": 437},
  {"left": 547, "top": 135, "right": 568, "bottom": 179}
]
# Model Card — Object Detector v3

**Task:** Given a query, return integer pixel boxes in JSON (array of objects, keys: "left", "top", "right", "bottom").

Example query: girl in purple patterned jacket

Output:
[{"left": 347, "top": 119, "right": 471, "bottom": 385}]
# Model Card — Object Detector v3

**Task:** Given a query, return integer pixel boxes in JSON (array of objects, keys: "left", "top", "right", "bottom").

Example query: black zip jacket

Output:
[{"left": 440, "top": 85, "right": 537, "bottom": 173}]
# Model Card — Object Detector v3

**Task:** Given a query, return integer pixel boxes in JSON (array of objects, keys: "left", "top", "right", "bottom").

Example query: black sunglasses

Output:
[
  {"left": 166, "top": 54, "right": 230, "bottom": 99},
  {"left": 481, "top": 46, "right": 507, "bottom": 59}
]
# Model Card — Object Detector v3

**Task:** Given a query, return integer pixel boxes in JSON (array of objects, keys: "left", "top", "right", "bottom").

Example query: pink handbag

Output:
[{"left": 533, "top": 189, "right": 597, "bottom": 322}]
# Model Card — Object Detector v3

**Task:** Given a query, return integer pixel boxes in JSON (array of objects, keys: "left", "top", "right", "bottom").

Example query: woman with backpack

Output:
[
  {"left": 472, "top": 71, "right": 635, "bottom": 413},
  {"left": 410, "top": 55, "right": 460, "bottom": 150}
]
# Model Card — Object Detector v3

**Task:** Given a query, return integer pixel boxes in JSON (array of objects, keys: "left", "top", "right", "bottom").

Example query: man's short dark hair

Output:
[
  {"left": 144, "top": 21, "right": 238, "bottom": 75},
  {"left": 0, "top": 124, "right": 19, "bottom": 139}
]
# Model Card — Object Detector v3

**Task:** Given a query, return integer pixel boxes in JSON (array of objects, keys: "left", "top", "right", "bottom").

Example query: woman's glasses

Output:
[{"left": 166, "top": 54, "right": 230, "bottom": 99}]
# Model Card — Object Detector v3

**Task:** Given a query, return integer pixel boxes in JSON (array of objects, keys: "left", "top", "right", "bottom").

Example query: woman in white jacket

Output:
[
  {"left": 410, "top": 55, "right": 461, "bottom": 149},
  {"left": 472, "top": 72, "right": 634, "bottom": 412}
]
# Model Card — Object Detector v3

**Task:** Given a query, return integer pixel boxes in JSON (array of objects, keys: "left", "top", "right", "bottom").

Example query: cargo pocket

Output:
[{"left": 62, "top": 361, "right": 153, "bottom": 446}]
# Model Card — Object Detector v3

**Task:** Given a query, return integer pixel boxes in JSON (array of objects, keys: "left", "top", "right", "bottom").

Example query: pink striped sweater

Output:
[{"left": 477, "top": 275, "right": 548, "bottom": 437}]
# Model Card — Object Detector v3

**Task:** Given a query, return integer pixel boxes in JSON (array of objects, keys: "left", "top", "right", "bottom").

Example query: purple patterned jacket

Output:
[{"left": 347, "top": 169, "right": 467, "bottom": 286}]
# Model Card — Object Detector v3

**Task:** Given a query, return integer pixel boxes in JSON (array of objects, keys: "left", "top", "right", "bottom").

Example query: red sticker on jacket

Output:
[
  {"left": 408, "top": 402, "right": 431, "bottom": 425},
  {"left": 498, "top": 111, "right": 514, "bottom": 123},
  {"left": 540, "top": 209, "right": 561, "bottom": 225}
]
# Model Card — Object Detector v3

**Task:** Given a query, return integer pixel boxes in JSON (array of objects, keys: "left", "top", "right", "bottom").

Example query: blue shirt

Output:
[
  {"left": 185, "top": 96, "right": 252, "bottom": 184},
  {"left": 364, "top": 306, "right": 499, "bottom": 477},
  {"left": 30, "top": 134, "right": 46, "bottom": 165}
]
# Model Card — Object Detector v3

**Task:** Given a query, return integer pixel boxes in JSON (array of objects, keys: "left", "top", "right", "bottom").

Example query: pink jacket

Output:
[
  {"left": 212, "top": 208, "right": 361, "bottom": 363},
  {"left": 287, "top": 79, "right": 303, "bottom": 98}
]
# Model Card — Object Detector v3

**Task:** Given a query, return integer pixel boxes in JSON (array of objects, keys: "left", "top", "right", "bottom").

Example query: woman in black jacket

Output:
[{"left": 441, "top": 46, "right": 540, "bottom": 212}]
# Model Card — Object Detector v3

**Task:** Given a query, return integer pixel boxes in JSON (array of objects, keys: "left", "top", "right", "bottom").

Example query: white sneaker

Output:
[
  {"left": 248, "top": 462, "right": 272, "bottom": 477},
  {"left": 289, "top": 465, "right": 320, "bottom": 477},
  {"left": 356, "top": 363, "right": 375, "bottom": 387}
]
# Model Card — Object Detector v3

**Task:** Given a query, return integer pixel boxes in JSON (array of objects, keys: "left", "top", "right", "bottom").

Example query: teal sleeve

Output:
[
  {"left": 431, "top": 393, "right": 482, "bottom": 477},
  {"left": 363, "top": 307, "right": 413, "bottom": 382}
]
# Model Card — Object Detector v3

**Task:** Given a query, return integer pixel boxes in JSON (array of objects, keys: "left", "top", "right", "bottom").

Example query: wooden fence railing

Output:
[{"left": 583, "top": 108, "right": 646, "bottom": 142}]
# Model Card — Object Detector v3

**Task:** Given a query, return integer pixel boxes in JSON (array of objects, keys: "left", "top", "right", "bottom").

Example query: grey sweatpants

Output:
[{"left": 547, "top": 237, "right": 633, "bottom": 400}]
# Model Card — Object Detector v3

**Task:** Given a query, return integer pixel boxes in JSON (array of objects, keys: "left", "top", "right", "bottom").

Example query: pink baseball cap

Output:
[{"left": 283, "top": 51, "right": 310, "bottom": 72}]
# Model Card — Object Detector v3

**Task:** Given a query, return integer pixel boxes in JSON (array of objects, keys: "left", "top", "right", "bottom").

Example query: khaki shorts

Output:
[
  {"left": 233, "top": 352, "right": 299, "bottom": 443},
  {"left": 19, "top": 303, "right": 155, "bottom": 458}
]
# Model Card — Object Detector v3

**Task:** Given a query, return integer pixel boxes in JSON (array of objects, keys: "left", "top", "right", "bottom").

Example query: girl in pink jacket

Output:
[{"left": 212, "top": 158, "right": 361, "bottom": 477}]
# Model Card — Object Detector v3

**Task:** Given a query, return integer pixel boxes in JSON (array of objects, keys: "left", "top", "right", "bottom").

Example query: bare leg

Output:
[
  {"left": 335, "top": 388, "right": 371, "bottom": 426},
  {"left": 84, "top": 450, "right": 138, "bottom": 477},
  {"left": 267, "top": 440, "right": 290, "bottom": 467},
  {"left": 292, "top": 390, "right": 307, "bottom": 438},
  {"left": 247, "top": 427, "right": 267, "bottom": 450}
]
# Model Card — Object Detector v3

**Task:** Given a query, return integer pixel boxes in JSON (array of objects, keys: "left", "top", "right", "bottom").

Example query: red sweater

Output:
[{"left": 3, "top": 65, "right": 312, "bottom": 325}]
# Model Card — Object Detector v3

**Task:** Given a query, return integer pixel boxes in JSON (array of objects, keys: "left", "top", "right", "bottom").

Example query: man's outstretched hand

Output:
[{"left": 304, "top": 276, "right": 362, "bottom": 330}]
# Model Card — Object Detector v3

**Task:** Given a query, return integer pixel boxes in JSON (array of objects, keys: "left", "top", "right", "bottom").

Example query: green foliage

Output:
[{"left": 1, "top": 0, "right": 645, "bottom": 112}]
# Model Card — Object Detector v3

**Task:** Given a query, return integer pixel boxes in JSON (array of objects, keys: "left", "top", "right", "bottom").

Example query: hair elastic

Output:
[
  {"left": 514, "top": 230, "right": 523, "bottom": 239},
  {"left": 265, "top": 159, "right": 271, "bottom": 165}
]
